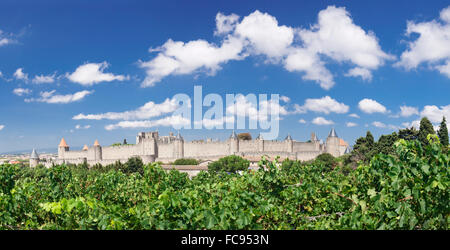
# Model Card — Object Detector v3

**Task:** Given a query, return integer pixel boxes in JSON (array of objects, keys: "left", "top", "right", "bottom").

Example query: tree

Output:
[
  {"left": 418, "top": 117, "right": 435, "bottom": 146},
  {"left": 208, "top": 155, "right": 249, "bottom": 173},
  {"left": 437, "top": 117, "right": 449, "bottom": 147},
  {"left": 350, "top": 131, "right": 376, "bottom": 164},
  {"left": 399, "top": 127, "right": 419, "bottom": 141},
  {"left": 365, "top": 131, "right": 375, "bottom": 148},
  {"left": 237, "top": 133, "right": 252, "bottom": 140},
  {"left": 122, "top": 157, "right": 144, "bottom": 175},
  {"left": 173, "top": 158, "right": 199, "bottom": 165},
  {"left": 375, "top": 132, "right": 398, "bottom": 155},
  {"left": 315, "top": 153, "right": 336, "bottom": 171}
]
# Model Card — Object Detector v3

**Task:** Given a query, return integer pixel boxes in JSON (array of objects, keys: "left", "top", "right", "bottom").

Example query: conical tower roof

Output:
[
  {"left": 176, "top": 131, "right": 183, "bottom": 140},
  {"left": 285, "top": 134, "right": 292, "bottom": 140},
  {"left": 30, "top": 148, "right": 39, "bottom": 159},
  {"left": 59, "top": 138, "right": 68, "bottom": 147},
  {"left": 328, "top": 128, "right": 338, "bottom": 138},
  {"left": 256, "top": 133, "right": 263, "bottom": 140},
  {"left": 230, "top": 130, "right": 237, "bottom": 139},
  {"left": 93, "top": 139, "right": 100, "bottom": 146},
  {"left": 82, "top": 145, "right": 88, "bottom": 151},
  {"left": 344, "top": 147, "right": 351, "bottom": 154}
]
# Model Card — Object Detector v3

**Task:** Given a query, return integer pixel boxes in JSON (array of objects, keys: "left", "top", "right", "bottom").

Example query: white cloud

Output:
[
  {"left": 420, "top": 104, "right": 450, "bottom": 123},
  {"left": 13, "top": 88, "right": 31, "bottom": 96},
  {"left": 67, "top": 62, "right": 128, "bottom": 86},
  {"left": 25, "top": 90, "right": 93, "bottom": 104},
  {"left": 226, "top": 95, "right": 288, "bottom": 122},
  {"left": 346, "top": 122, "right": 358, "bottom": 127},
  {"left": 140, "top": 36, "right": 245, "bottom": 87},
  {"left": 105, "top": 115, "right": 190, "bottom": 131},
  {"left": 0, "top": 125, "right": 4, "bottom": 131},
  {"left": 0, "top": 29, "right": 14, "bottom": 47},
  {"left": 32, "top": 74, "right": 55, "bottom": 84},
  {"left": 73, "top": 98, "right": 180, "bottom": 120},
  {"left": 280, "top": 95, "right": 290, "bottom": 103},
  {"left": 349, "top": 113, "right": 360, "bottom": 118},
  {"left": 358, "top": 98, "right": 387, "bottom": 114},
  {"left": 75, "top": 124, "right": 91, "bottom": 130},
  {"left": 372, "top": 121, "right": 386, "bottom": 128},
  {"left": 194, "top": 116, "right": 235, "bottom": 128},
  {"left": 298, "top": 119, "right": 307, "bottom": 124},
  {"left": 402, "top": 120, "right": 421, "bottom": 129},
  {"left": 0, "top": 38, "right": 12, "bottom": 47},
  {"left": 14, "top": 68, "right": 28, "bottom": 81},
  {"left": 235, "top": 10, "right": 294, "bottom": 59},
  {"left": 312, "top": 116, "right": 334, "bottom": 125},
  {"left": 214, "top": 13, "right": 240, "bottom": 35},
  {"left": 400, "top": 105, "right": 419, "bottom": 117},
  {"left": 139, "top": 7, "right": 390, "bottom": 89},
  {"left": 396, "top": 6, "right": 450, "bottom": 78},
  {"left": 345, "top": 67, "right": 373, "bottom": 81},
  {"left": 284, "top": 48, "right": 335, "bottom": 89},
  {"left": 294, "top": 96, "right": 349, "bottom": 114}
]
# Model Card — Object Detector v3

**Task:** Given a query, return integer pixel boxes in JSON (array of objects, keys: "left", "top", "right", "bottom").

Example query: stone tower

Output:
[
  {"left": 326, "top": 128, "right": 340, "bottom": 157},
  {"left": 29, "top": 148, "right": 39, "bottom": 167},
  {"left": 256, "top": 133, "right": 264, "bottom": 152},
  {"left": 229, "top": 130, "right": 239, "bottom": 154},
  {"left": 285, "top": 134, "right": 293, "bottom": 152},
  {"left": 58, "top": 138, "right": 69, "bottom": 160},
  {"left": 93, "top": 139, "right": 102, "bottom": 161},
  {"left": 174, "top": 131, "right": 184, "bottom": 158}
]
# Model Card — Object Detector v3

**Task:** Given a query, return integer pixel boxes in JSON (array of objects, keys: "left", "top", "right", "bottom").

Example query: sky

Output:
[{"left": 1, "top": 0, "right": 450, "bottom": 153}]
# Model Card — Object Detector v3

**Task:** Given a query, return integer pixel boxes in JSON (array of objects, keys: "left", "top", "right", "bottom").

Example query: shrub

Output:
[
  {"left": 208, "top": 155, "right": 249, "bottom": 173},
  {"left": 122, "top": 157, "right": 144, "bottom": 175},
  {"left": 173, "top": 158, "right": 199, "bottom": 165},
  {"left": 315, "top": 153, "right": 337, "bottom": 171}
]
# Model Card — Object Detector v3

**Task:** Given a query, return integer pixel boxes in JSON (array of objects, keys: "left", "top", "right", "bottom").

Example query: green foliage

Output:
[
  {"left": 111, "top": 143, "right": 122, "bottom": 147},
  {"left": 399, "top": 127, "right": 419, "bottom": 141},
  {"left": 419, "top": 117, "right": 436, "bottom": 146},
  {"left": 173, "top": 158, "right": 199, "bottom": 165},
  {"left": 208, "top": 155, "right": 249, "bottom": 173},
  {"left": 438, "top": 117, "right": 449, "bottom": 147},
  {"left": 0, "top": 138, "right": 448, "bottom": 230},
  {"left": 122, "top": 157, "right": 144, "bottom": 175},
  {"left": 315, "top": 153, "right": 336, "bottom": 171}
]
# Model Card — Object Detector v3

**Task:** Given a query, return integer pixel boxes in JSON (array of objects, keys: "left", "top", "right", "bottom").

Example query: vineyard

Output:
[{"left": 0, "top": 137, "right": 448, "bottom": 230}]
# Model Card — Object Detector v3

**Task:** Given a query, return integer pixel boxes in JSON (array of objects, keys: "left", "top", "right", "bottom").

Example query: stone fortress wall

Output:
[{"left": 37, "top": 128, "right": 350, "bottom": 167}]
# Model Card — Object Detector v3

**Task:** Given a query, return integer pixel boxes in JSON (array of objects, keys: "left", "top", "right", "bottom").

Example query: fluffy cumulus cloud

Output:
[
  {"left": 0, "top": 125, "right": 4, "bottom": 131},
  {"left": 225, "top": 95, "right": 288, "bottom": 122},
  {"left": 372, "top": 121, "right": 386, "bottom": 128},
  {"left": 105, "top": 115, "right": 190, "bottom": 131},
  {"left": 293, "top": 96, "right": 349, "bottom": 114},
  {"left": 139, "top": 36, "right": 245, "bottom": 87},
  {"left": 13, "top": 68, "right": 28, "bottom": 81},
  {"left": 298, "top": 119, "right": 307, "bottom": 124},
  {"left": 32, "top": 74, "right": 56, "bottom": 84},
  {"left": 400, "top": 105, "right": 419, "bottom": 117},
  {"left": 67, "top": 62, "right": 128, "bottom": 86},
  {"left": 139, "top": 6, "right": 390, "bottom": 89},
  {"left": 349, "top": 113, "right": 360, "bottom": 118},
  {"left": 358, "top": 98, "right": 387, "bottom": 114},
  {"left": 25, "top": 90, "right": 93, "bottom": 104},
  {"left": 396, "top": 6, "right": 450, "bottom": 78},
  {"left": 12, "top": 88, "right": 32, "bottom": 96},
  {"left": 420, "top": 104, "right": 450, "bottom": 123},
  {"left": 73, "top": 98, "right": 180, "bottom": 120},
  {"left": 0, "top": 30, "right": 14, "bottom": 47},
  {"left": 346, "top": 122, "right": 358, "bottom": 127},
  {"left": 312, "top": 116, "right": 334, "bottom": 125},
  {"left": 298, "top": 6, "right": 393, "bottom": 79}
]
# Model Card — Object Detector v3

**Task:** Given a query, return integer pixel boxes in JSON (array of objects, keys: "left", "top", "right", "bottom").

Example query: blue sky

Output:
[{"left": 1, "top": 0, "right": 450, "bottom": 153}]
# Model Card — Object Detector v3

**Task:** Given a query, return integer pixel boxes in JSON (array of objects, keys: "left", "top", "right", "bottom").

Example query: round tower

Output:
[
  {"left": 229, "top": 130, "right": 239, "bottom": 154},
  {"left": 29, "top": 148, "right": 39, "bottom": 168},
  {"left": 326, "top": 128, "right": 340, "bottom": 157},
  {"left": 285, "top": 134, "right": 293, "bottom": 152},
  {"left": 174, "top": 131, "right": 184, "bottom": 159},
  {"left": 256, "top": 133, "right": 264, "bottom": 152},
  {"left": 58, "top": 138, "right": 69, "bottom": 160},
  {"left": 93, "top": 139, "right": 102, "bottom": 161}
]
